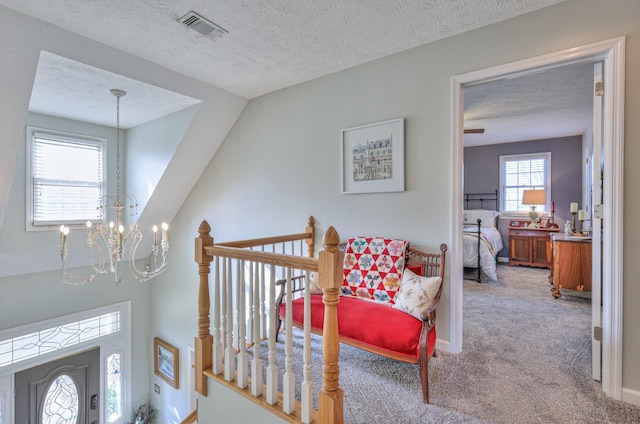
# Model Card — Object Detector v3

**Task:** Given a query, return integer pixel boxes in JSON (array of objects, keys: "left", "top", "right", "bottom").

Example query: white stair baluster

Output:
[
  {"left": 247, "top": 255, "right": 254, "bottom": 345},
  {"left": 224, "top": 258, "right": 235, "bottom": 382},
  {"left": 266, "top": 265, "right": 279, "bottom": 405},
  {"left": 283, "top": 267, "right": 295, "bottom": 414},
  {"left": 212, "top": 256, "right": 223, "bottom": 375},
  {"left": 260, "top": 260, "right": 267, "bottom": 340},
  {"left": 251, "top": 261, "right": 263, "bottom": 396},
  {"left": 237, "top": 260, "right": 249, "bottom": 389},
  {"left": 301, "top": 270, "right": 313, "bottom": 423}
]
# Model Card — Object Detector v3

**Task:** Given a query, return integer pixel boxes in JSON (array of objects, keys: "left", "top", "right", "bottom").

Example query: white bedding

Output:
[{"left": 463, "top": 225, "right": 503, "bottom": 281}]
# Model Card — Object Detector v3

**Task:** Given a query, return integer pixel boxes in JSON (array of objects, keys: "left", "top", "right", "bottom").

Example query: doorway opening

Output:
[{"left": 450, "top": 37, "right": 625, "bottom": 400}]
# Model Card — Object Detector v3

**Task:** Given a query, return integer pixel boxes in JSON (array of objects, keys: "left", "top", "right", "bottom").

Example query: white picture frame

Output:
[{"left": 341, "top": 118, "right": 405, "bottom": 194}]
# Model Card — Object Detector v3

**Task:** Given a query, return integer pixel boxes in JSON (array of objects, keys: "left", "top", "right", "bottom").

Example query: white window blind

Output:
[
  {"left": 28, "top": 128, "right": 105, "bottom": 228},
  {"left": 500, "top": 152, "right": 550, "bottom": 212}
]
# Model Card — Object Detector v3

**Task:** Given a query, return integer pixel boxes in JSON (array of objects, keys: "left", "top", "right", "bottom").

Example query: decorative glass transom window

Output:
[
  {"left": 500, "top": 152, "right": 551, "bottom": 213},
  {"left": 0, "top": 310, "right": 121, "bottom": 369},
  {"left": 26, "top": 126, "right": 105, "bottom": 230}
]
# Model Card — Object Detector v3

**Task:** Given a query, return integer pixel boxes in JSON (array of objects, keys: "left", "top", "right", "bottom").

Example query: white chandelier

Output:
[{"left": 59, "top": 89, "right": 169, "bottom": 285}]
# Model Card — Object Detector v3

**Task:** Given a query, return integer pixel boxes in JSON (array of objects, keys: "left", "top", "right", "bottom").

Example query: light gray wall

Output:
[
  {"left": 149, "top": 0, "right": 640, "bottom": 416},
  {"left": 125, "top": 105, "right": 200, "bottom": 214},
  {"left": 0, "top": 5, "right": 246, "bottom": 421},
  {"left": 464, "top": 136, "right": 583, "bottom": 257}
]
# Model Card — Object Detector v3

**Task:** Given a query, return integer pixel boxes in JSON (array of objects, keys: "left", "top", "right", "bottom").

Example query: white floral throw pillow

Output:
[{"left": 393, "top": 269, "right": 442, "bottom": 319}]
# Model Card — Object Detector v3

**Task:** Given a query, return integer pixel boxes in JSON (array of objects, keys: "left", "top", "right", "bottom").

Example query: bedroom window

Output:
[
  {"left": 500, "top": 152, "right": 550, "bottom": 213},
  {"left": 26, "top": 126, "right": 105, "bottom": 230}
]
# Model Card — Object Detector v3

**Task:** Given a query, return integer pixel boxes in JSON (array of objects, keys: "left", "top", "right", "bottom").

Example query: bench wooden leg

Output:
[
  {"left": 420, "top": 356, "right": 429, "bottom": 403},
  {"left": 275, "top": 316, "right": 282, "bottom": 339}
]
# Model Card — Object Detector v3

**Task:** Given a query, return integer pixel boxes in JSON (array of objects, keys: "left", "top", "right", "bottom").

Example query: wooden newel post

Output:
[
  {"left": 318, "top": 226, "right": 344, "bottom": 424},
  {"left": 305, "top": 215, "right": 315, "bottom": 258},
  {"left": 195, "top": 220, "right": 213, "bottom": 396}
]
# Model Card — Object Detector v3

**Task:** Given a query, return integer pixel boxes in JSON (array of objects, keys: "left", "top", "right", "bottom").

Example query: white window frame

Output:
[
  {"left": 0, "top": 301, "right": 131, "bottom": 424},
  {"left": 499, "top": 152, "right": 551, "bottom": 216},
  {"left": 26, "top": 126, "right": 106, "bottom": 231}
]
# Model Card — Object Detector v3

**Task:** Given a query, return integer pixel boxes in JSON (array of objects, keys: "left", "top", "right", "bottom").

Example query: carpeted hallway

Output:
[
  {"left": 336, "top": 264, "right": 640, "bottom": 423},
  {"left": 262, "top": 263, "right": 640, "bottom": 423}
]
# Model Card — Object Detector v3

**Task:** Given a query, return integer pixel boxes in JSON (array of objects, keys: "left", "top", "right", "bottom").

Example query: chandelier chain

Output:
[{"left": 115, "top": 93, "right": 121, "bottom": 205}]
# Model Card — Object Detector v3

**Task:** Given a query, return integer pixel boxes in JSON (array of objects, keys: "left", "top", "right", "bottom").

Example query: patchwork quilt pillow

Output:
[
  {"left": 393, "top": 268, "right": 442, "bottom": 319},
  {"left": 342, "top": 236, "right": 408, "bottom": 304}
]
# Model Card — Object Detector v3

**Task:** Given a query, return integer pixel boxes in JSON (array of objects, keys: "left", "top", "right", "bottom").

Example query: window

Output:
[
  {"left": 27, "top": 127, "right": 105, "bottom": 230},
  {"left": 42, "top": 375, "right": 80, "bottom": 423},
  {"left": 106, "top": 352, "right": 123, "bottom": 422},
  {"left": 500, "top": 152, "right": 550, "bottom": 213},
  {"left": 0, "top": 310, "right": 121, "bottom": 369}
]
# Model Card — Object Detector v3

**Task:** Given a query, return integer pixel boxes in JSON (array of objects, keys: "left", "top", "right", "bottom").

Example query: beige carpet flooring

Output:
[{"left": 258, "top": 264, "right": 640, "bottom": 423}]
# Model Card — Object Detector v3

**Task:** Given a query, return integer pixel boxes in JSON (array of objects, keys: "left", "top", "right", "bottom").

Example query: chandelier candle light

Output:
[{"left": 59, "top": 89, "right": 169, "bottom": 285}]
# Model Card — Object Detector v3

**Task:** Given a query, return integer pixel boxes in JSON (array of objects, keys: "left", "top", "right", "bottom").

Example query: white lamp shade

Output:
[{"left": 522, "top": 189, "right": 546, "bottom": 206}]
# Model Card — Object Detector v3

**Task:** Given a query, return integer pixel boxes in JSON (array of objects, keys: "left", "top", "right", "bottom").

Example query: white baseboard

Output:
[
  {"left": 497, "top": 257, "right": 509, "bottom": 263},
  {"left": 622, "top": 387, "right": 640, "bottom": 407},
  {"left": 435, "top": 338, "right": 450, "bottom": 353}
]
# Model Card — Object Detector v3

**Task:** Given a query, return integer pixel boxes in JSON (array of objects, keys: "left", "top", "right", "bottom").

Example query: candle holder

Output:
[
  {"left": 570, "top": 212, "right": 577, "bottom": 233},
  {"left": 550, "top": 211, "right": 555, "bottom": 225}
]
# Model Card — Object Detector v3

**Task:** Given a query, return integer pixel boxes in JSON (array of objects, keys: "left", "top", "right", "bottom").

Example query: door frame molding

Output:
[{"left": 450, "top": 36, "right": 625, "bottom": 399}]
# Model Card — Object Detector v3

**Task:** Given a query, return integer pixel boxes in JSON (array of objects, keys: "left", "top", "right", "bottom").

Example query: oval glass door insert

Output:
[{"left": 42, "top": 374, "right": 79, "bottom": 424}]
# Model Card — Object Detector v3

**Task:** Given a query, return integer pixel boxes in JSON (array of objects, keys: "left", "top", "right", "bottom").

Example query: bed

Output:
[{"left": 463, "top": 191, "right": 503, "bottom": 281}]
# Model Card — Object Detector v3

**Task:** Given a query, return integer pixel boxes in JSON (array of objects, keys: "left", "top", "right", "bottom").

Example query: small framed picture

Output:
[
  {"left": 540, "top": 218, "right": 550, "bottom": 228},
  {"left": 510, "top": 221, "right": 520, "bottom": 227},
  {"left": 341, "top": 118, "right": 405, "bottom": 194},
  {"left": 154, "top": 337, "right": 179, "bottom": 389}
]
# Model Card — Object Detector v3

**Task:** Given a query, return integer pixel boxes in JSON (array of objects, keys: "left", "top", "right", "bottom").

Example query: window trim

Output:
[
  {"left": 499, "top": 152, "right": 551, "bottom": 216},
  {"left": 26, "top": 126, "right": 106, "bottom": 232}
]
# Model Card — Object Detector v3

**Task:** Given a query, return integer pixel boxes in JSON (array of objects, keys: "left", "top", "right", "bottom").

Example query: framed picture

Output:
[
  {"left": 341, "top": 118, "right": 405, "bottom": 194},
  {"left": 154, "top": 337, "right": 179, "bottom": 389},
  {"left": 540, "top": 218, "right": 550, "bottom": 228}
]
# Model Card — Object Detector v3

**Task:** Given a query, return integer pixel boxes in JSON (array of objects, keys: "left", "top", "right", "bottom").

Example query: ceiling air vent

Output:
[{"left": 178, "top": 10, "right": 228, "bottom": 40}]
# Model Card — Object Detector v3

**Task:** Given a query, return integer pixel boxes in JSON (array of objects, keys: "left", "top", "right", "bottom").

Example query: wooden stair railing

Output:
[
  {"left": 179, "top": 406, "right": 198, "bottom": 424},
  {"left": 194, "top": 216, "right": 344, "bottom": 423}
]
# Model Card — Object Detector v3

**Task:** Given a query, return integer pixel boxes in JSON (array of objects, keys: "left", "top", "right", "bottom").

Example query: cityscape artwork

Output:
[{"left": 341, "top": 118, "right": 404, "bottom": 194}]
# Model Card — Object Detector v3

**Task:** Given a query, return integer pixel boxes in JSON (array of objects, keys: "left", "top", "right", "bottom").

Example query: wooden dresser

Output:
[
  {"left": 508, "top": 225, "right": 559, "bottom": 269},
  {"left": 550, "top": 233, "right": 592, "bottom": 298}
]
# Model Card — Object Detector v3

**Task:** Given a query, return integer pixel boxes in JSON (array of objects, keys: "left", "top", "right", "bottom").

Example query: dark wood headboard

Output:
[{"left": 463, "top": 189, "right": 499, "bottom": 211}]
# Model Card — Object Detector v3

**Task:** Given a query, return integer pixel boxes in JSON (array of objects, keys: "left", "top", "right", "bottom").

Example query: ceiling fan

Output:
[{"left": 464, "top": 128, "right": 485, "bottom": 134}]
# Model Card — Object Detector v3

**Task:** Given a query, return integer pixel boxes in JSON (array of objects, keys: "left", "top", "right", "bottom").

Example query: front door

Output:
[{"left": 15, "top": 347, "right": 100, "bottom": 424}]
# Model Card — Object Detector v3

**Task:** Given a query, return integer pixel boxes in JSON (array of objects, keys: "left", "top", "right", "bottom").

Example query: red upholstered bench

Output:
[{"left": 277, "top": 238, "right": 447, "bottom": 403}]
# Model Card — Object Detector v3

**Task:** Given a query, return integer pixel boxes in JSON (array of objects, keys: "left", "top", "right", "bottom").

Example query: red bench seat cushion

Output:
[{"left": 279, "top": 295, "right": 436, "bottom": 361}]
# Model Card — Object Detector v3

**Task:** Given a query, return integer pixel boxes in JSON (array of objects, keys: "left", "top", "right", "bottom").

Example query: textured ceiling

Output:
[
  {"left": 1, "top": 0, "right": 567, "bottom": 99},
  {"left": 3, "top": 0, "right": 589, "bottom": 144},
  {"left": 31, "top": 51, "right": 201, "bottom": 128},
  {"left": 464, "top": 61, "right": 595, "bottom": 145}
]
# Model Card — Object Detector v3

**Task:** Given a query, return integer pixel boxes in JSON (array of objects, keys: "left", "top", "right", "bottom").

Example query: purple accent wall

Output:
[{"left": 464, "top": 135, "right": 583, "bottom": 258}]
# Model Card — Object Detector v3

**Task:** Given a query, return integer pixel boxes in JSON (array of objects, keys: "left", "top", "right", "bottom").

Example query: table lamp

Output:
[{"left": 522, "top": 189, "right": 546, "bottom": 228}]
